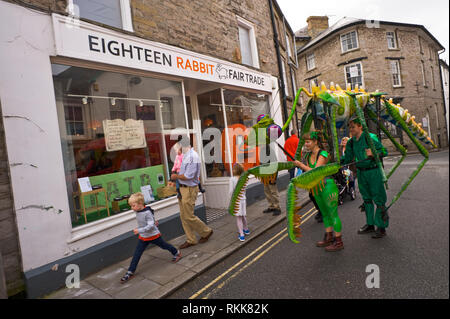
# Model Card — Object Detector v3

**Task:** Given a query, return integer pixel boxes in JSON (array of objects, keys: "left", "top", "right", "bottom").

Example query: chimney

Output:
[{"left": 307, "top": 16, "right": 329, "bottom": 38}]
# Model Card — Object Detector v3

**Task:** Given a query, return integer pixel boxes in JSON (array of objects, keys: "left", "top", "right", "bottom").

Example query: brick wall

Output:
[
  {"left": 0, "top": 105, "right": 24, "bottom": 297},
  {"left": 297, "top": 23, "right": 448, "bottom": 151}
]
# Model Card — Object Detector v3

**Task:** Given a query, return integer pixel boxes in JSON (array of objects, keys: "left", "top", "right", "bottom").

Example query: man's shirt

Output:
[
  {"left": 284, "top": 135, "right": 299, "bottom": 161},
  {"left": 342, "top": 133, "right": 387, "bottom": 168},
  {"left": 179, "top": 148, "right": 201, "bottom": 187}
]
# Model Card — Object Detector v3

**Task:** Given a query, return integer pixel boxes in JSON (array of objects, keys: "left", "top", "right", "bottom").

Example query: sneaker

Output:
[
  {"left": 243, "top": 229, "right": 250, "bottom": 235},
  {"left": 372, "top": 228, "right": 386, "bottom": 239},
  {"left": 238, "top": 235, "right": 245, "bottom": 242},
  {"left": 172, "top": 250, "right": 182, "bottom": 262},
  {"left": 272, "top": 209, "right": 281, "bottom": 216},
  {"left": 357, "top": 224, "right": 375, "bottom": 234},
  {"left": 263, "top": 208, "right": 273, "bottom": 214},
  {"left": 120, "top": 271, "right": 134, "bottom": 283}
]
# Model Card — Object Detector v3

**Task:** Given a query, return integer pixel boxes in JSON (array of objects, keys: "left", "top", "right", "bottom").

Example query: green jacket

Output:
[{"left": 342, "top": 133, "right": 387, "bottom": 168}]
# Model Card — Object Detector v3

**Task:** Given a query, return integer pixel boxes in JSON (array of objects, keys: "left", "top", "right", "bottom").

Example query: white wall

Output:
[{"left": 0, "top": 2, "right": 191, "bottom": 271}]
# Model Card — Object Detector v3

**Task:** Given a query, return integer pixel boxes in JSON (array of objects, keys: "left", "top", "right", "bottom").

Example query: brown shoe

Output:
[
  {"left": 199, "top": 230, "right": 213, "bottom": 243},
  {"left": 316, "top": 232, "right": 334, "bottom": 247},
  {"left": 325, "top": 236, "right": 344, "bottom": 252},
  {"left": 179, "top": 241, "right": 196, "bottom": 249}
]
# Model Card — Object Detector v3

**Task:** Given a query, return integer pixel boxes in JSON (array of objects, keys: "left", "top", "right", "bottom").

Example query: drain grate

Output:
[{"left": 205, "top": 207, "right": 228, "bottom": 223}]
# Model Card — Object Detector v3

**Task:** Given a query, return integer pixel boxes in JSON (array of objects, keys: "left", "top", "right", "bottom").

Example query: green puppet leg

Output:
[{"left": 313, "top": 179, "right": 341, "bottom": 232}]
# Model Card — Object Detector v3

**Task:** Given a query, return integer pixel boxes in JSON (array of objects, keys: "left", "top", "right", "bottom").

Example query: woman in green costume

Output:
[{"left": 294, "top": 131, "right": 343, "bottom": 252}]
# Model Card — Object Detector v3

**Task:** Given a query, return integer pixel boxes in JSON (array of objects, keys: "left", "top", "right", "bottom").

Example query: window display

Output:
[{"left": 51, "top": 63, "right": 186, "bottom": 227}]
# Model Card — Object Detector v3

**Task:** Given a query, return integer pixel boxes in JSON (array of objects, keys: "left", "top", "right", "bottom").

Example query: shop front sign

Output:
[{"left": 52, "top": 14, "right": 272, "bottom": 92}]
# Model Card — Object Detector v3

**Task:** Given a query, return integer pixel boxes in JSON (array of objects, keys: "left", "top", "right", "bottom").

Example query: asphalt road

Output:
[{"left": 168, "top": 150, "right": 449, "bottom": 299}]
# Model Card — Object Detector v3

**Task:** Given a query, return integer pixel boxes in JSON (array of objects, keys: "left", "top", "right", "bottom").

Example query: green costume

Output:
[
  {"left": 343, "top": 133, "right": 388, "bottom": 228},
  {"left": 306, "top": 151, "right": 341, "bottom": 232}
]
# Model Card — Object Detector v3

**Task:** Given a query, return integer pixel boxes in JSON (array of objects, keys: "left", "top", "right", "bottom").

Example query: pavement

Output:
[{"left": 45, "top": 188, "right": 310, "bottom": 299}]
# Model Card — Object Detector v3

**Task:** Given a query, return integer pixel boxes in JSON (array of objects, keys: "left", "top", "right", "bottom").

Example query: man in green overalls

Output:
[{"left": 342, "top": 118, "right": 389, "bottom": 239}]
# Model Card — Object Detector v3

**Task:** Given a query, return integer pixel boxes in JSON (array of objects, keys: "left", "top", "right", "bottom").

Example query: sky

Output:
[{"left": 276, "top": 0, "right": 449, "bottom": 63}]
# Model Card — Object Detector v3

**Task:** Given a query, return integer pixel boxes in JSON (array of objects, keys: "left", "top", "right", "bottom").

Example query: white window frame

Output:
[
  {"left": 344, "top": 62, "right": 365, "bottom": 90},
  {"left": 67, "top": 0, "right": 133, "bottom": 32},
  {"left": 421, "top": 61, "right": 427, "bottom": 86},
  {"left": 285, "top": 33, "right": 292, "bottom": 58},
  {"left": 290, "top": 68, "right": 297, "bottom": 96},
  {"left": 306, "top": 53, "right": 315, "bottom": 71},
  {"left": 386, "top": 31, "right": 397, "bottom": 49},
  {"left": 281, "top": 59, "right": 289, "bottom": 97},
  {"left": 340, "top": 30, "right": 359, "bottom": 53},
  {"left": 237, "top": 16, "right": 260, "bottom": 69},
  {"left": 390, "top": 60, "right": 402, "bottom": 87},
  {"left": 431, "top": 66, "right": 436, "bottom": 90}
]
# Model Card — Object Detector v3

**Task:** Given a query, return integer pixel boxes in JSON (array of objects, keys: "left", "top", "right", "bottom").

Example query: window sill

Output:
[
  {"left": 388, "top": 48, "right": 400, "bottom": 51},
  {"left": 392, "top": 86, "right": 405, "bottom": 89},
  {"left": 341, "top": 48, "right": 360, "bottom": 56}
]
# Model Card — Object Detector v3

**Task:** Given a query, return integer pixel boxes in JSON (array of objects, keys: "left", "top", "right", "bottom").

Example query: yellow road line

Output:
[
  {"left": 189, "top": 207, "right": 317, "bottom": 299},
  {"left": 202, "top": 210, "right": 317, "bottom": 299}
]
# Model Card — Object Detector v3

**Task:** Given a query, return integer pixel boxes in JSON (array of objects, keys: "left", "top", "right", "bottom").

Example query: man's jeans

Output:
[{"left": 128, "top": 236, "right": 177, "bottom": 273}]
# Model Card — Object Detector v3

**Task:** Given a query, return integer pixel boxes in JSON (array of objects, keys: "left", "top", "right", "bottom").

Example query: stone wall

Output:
[{"left": 0, "top": 105, "right": 24, "bottom": 297}]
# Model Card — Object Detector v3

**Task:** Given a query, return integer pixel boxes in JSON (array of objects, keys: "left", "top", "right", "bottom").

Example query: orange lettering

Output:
[
  {"left": 200, "top": 62, "right": 206, "bottom": 73},
  {"left": 176, "top": 57, "right": 184, "bottom": 69},
  {"left": 193, "top": 60, "right": 199, "bottom": 72},
  {"left": 185, "top": 59, "right": 192, "bottom": 71}
]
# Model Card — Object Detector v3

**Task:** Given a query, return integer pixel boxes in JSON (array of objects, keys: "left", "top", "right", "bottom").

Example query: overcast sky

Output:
[{"left": 276, "top": 0, "right": 449, "bottom": 63}]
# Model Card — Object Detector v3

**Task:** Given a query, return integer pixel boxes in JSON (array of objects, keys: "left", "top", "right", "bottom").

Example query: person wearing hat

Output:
[{"left": 342, "top": 117, "right": 389, "bottom": 238}]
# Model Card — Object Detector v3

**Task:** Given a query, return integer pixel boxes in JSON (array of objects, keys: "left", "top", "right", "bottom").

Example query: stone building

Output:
[
  {"left": 295, "top": 16, "right": 448, "bottom": 152},
  {"left": 0, "top": 0, "right": 299, "bottom": 297}
]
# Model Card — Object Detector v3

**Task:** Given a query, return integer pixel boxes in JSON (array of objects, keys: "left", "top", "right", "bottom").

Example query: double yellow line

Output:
[{"left": 189, "top": 207, "right": 318, "bottom": 299}]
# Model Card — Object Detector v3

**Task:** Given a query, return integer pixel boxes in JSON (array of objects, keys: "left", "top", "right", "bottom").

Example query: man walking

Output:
[
  {"left": 342, "top": 118, "right": 389, "bottom": 238},
  {"left": 171, "top": 136, "right": 213, "bottom": 249},
  {"left": 284, "top": 129, "right": 299, "bottom": 179}
]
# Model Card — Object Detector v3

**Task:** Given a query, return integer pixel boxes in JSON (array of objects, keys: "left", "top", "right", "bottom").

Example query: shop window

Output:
[
  {"left": 223, "top": 90, "right": 269, "bottom": 176},
  {"left": 69, "top": 0, "right": 133, "bottom": 31},
  {"left": 197, "top": 89, "right": 269, "bottom": 179},
  {"left": 345, "top": 62, "right": 364, "bottom": 90},
  {"left": 52, "top": 63, "right": 186, "bottom": 227}
]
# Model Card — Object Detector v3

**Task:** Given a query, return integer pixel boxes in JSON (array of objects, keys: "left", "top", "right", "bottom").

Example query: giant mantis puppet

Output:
[{"left": 229, "top": 81, "right": 436, "bottom": 243}]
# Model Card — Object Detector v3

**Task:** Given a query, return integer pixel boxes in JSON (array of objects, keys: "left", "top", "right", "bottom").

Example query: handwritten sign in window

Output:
[{"left": 103, "top": 119, "right": 147, "bottom": 151}]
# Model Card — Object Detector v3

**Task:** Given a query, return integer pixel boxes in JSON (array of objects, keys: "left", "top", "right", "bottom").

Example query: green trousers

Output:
[
  {"left": 313, "top": 178, "right": 341, "bottom": 232},
  {"left": 357, "top": 168, "right": 389, "bottom": 228}
]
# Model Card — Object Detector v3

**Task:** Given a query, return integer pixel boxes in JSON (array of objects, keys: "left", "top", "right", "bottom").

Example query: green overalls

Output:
[
  {"left": 343, "top": 133, "right": 388, "bottom": 228},
  {"left": 306, "top": 151, "right": 342, "bottom": 232}
]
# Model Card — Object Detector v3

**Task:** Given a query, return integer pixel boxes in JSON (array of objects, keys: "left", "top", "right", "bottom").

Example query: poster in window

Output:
[
  {"left": 103, "top": 119, "right": 147, "bottom": 151},
  {"left": 136, "top": 105, "right": 155, "bottom": 120}
]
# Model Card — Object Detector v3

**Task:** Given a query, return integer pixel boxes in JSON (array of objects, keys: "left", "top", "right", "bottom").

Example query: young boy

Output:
[{"left": 121, "top": 193, "right": 182, "bottom": 283}]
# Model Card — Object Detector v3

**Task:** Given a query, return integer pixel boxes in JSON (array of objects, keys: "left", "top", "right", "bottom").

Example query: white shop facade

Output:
[{"left": 0, "top": 3, "right": 289, "bottom": 298}]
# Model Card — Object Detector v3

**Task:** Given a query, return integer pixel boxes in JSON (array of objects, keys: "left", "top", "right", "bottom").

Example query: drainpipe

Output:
[
  {"left": 438, "top": 48, "right": 448, "bottom": 143},
  {"left": 268, "top": 0, "right": 289, "bottom": 138}
]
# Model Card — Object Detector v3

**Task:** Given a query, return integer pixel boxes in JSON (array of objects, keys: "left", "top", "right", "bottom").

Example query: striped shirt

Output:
[{"left": 179, "top": 148, "right": 201, "bottom": 187}]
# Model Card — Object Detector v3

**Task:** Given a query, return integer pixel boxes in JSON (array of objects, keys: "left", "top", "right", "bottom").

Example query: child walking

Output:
[
  {"left": 230, "top": 163, "right": 250, "bottom": 241},
  {"left": 121, "top": 193, "right": 182, "bottom": 283}
]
